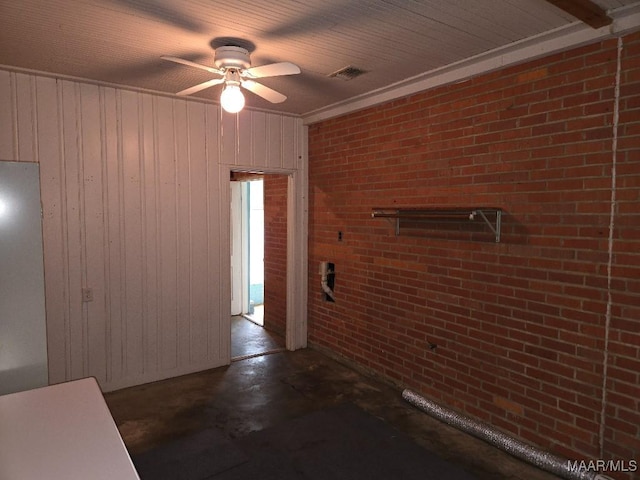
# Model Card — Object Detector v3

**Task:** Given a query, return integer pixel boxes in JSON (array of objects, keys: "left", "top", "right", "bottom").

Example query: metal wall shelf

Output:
[{"left": 371, "top": 207, "right": 503, "bottom": 242}]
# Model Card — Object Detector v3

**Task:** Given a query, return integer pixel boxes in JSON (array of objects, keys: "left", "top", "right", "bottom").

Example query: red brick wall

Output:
[
  {"left": 606, "top": 32, "right": 640, "bottom": 469},
  {"left": 307, "top": 32, "right": 639, "bottom": 477},
  {"left": 264, "top": 174, "right": 288, "bottom": 336}
]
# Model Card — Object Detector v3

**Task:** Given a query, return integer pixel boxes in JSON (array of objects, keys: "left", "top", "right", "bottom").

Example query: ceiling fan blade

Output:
[
  {"left": 241, "top": 80, "right": 287, "bottom": 103},
  {"left": 177, "top": 78, "right": 224, "bottom": 96},
  {"left": 161, "top": 56, "right": 223, "bottom": 76},
  {"left": 244, "top": 62, "right": 300, "bottom": 79}
]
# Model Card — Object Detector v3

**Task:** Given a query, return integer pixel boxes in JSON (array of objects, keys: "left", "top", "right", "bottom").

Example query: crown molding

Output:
[{"left": 302, "top": 4, "right": 640, "bottom": 125}]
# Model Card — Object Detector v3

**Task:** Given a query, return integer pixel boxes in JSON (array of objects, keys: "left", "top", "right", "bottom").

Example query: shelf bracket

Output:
[{"left": 473, "top": 209, "right": 501, "bottom": 243}]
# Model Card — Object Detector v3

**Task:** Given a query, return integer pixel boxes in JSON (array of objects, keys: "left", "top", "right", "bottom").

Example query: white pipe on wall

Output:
[
  {"left": 321, "top": 280, "right": 335, "bottom": 301},
  {"left": 319, "top": 261, "right": 335, "bottom": 301}
]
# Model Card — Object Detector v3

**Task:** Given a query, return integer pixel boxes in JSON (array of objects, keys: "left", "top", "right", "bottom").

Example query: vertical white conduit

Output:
[{"left": 599, "top": 35, "right": 623, "bottom": 459}]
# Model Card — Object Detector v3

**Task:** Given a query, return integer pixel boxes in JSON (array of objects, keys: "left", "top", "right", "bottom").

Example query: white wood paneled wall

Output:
[{"left": 0, "top": 70, "right": 304, "bottom": 391}]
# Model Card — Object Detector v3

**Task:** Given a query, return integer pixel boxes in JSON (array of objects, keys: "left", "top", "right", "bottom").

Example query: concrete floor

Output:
[
  {"left": 231, "top": 315, "right": 285, "bottom": 360},
  {"left": 105, "top": 319, "right": 561, "bottom": 480}
]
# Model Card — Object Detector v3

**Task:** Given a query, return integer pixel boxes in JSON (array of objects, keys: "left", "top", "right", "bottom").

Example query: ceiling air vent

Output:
[{"left": 328, "top": 65, "right": 367, "bottom": 81}]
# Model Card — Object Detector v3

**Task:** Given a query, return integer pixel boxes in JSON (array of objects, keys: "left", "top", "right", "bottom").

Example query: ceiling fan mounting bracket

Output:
[
  {"left": 225, "top": 70, "right": 241, "bottom": 86},
  {"left": 214, "top": 46, "right": 251, "bottom": 70}
]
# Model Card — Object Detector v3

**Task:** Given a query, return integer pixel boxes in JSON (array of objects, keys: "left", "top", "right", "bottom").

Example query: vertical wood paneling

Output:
[
  {"left": 205, "top": 104, "right": 225, "bottom": 362},
  {"left": 0, "top": 68, "right": 304, "bottom": 392},
  {"left": 205, "top": 104, "right": 221, "bottom": 166},
  {"left": 238, "top": 112, "right": 252, "bottom": 166},
  {"left": 102, "top": 86, "right": 121, "bottom": 383},
  {"left": 221, "top": 110, "right": 238, "bottom": 165},
  {"left": 281, "top": 116, "right": 298, "bottom": 170},
  {"left": 120, "top": 89, "right": 144, "bottom": 376},
  {"left": 35, "top": 76, "right": 67, "bottom": 384},
  {"left": 174, "top": 101, "right": 191, "bottom": 368},
  {"left": 0, "top": 71, "right": 15, "bottom": 160},
  {"left": 187, "top": 102, "right": 209, "bottom": 363},
  {"left": 60, "top": 80, "right": 85, "bottom": 380},
  {"left": 156, "top": 97, "right": 178, "bottom": 371},
  {"left": 266, "top": 114, "right": 283, "bottom": 169},
  {"left": 79, "top": 83, "right": 107, "bottom": 385},
  {"left": 250, "top": 111, "right": 267, "bottom": 169},
  {"left": 141, "top": 94, "right": 159, "bottom": 375},
  {"left": 219, "top": 110, "right": 301, "bottom": 170},
  {"left": 15, "top": 73, "right": 36, "bottom": 162}
]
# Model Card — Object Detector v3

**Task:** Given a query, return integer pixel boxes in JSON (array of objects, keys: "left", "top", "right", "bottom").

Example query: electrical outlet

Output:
[{"left": 82, "top": 288, "right": 93, "bottom": 303}]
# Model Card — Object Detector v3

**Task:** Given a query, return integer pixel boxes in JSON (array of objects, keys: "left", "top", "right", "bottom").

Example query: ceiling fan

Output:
[{"left": 162, "top": 46, "right": 301, "bottom": 113}]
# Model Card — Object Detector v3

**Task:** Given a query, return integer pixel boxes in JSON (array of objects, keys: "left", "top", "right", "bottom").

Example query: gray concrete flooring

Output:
[
  {"left": 231, "top": 315, "right": 285, "bottom": 359},
  {"left": 105, "top": 320, "right": 562, "bottom": 480}
]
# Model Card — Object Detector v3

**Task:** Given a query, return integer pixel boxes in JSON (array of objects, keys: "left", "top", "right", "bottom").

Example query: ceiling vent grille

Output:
[{"left": 328, "top": 65, "right": 367, "bottom": 81}]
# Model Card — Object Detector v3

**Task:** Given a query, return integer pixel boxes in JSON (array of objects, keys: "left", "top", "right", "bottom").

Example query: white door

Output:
[
  {"left": 230, "top": 181, "right": 246, "bottom": 316},
  {"left": 230, "top": 179, "right": 264, "bottom": 318},
  {"left": 0, "top": 161, "right": 48, "bottom": 394}
]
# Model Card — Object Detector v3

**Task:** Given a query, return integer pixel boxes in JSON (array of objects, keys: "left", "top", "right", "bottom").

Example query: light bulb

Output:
[{"left": 220, "top": 84, "right": 245, "bottom": 113}]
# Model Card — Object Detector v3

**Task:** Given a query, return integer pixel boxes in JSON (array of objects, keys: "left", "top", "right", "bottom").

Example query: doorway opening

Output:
[
  {"left": 231, "top": 178, "right": 264, "bottom": 324},
  {"left": 230, "top": 172, "right": 287, "bottom": 360}
]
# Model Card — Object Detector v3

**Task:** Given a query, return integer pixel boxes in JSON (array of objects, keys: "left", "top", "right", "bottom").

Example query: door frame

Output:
[{"left": 222, "top": 165, "right": 308, "bottom": 356}]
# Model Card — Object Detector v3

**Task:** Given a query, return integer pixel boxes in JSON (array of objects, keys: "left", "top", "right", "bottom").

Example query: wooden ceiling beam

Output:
[{"left": 544, "top": 0, "right": 613, "bottom": 28}]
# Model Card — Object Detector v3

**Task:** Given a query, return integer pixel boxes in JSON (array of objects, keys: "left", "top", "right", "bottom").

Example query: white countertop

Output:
[{"left": 0, "top": 377, "right": 140, "bottom": 479}]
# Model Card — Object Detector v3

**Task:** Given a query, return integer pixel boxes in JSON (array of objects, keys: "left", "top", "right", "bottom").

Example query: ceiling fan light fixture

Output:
[
  {"left": 220, "top": 83, "right": 245, "bottom": 113},
  {"left": 162, "top": 45, "right": 300, "bottom": 110}
]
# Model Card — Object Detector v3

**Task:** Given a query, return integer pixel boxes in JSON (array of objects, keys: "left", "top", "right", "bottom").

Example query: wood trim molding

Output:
[{"left": 544, "top": 0, "right": 612, "bottom": 29}]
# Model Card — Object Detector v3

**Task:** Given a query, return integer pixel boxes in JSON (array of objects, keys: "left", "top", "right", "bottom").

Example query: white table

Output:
[{"left": 0, "top": 377, "right": 140, "bottom": 479}]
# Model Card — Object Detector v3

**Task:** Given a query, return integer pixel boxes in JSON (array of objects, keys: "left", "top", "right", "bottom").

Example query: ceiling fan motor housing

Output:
[{"left": 214, "top": 46, "right": 251, "bottom": 70}]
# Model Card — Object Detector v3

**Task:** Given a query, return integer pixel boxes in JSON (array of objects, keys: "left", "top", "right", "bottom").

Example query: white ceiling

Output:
[{"left": 1, "top": 0, "right": 639, "bottom": 122}]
